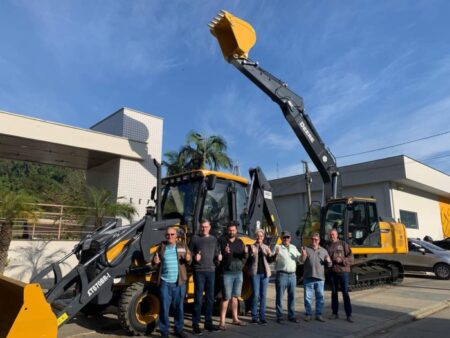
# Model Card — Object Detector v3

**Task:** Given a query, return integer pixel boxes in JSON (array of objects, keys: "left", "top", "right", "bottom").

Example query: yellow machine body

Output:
[
  {"left": 209, "top": 10, "right": 256, "bottom": 60},
  {"left": 0, "top": 275, "right": 57, "bottom": 338}
]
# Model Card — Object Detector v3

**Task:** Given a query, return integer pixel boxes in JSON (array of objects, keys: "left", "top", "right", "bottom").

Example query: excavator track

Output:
[{"left": 349, "top": 260, "right": 403, "bottom": 291}]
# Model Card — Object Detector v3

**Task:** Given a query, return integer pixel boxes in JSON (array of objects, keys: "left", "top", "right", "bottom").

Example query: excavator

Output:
[
  {"left": 0, "top": 160, "right": 282, "bottom": 337},
  {"left": 209, "top": 10, "right": 408, "bottom": 288}
]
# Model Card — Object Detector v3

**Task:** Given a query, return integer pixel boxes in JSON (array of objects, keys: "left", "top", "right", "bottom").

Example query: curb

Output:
[{"left": 342, "top": 299, "right": 450, "bottom": 338}]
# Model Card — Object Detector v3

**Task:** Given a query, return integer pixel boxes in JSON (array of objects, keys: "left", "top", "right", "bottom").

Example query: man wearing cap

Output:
[
  {"left": 274, "top": 230, "right": 301, "bottom": 323},
  {"left": 300, "top": 232, "right": 332, "bottom": 322}
]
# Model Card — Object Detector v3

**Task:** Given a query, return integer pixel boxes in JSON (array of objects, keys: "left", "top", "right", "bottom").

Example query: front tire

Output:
[
  {"left": 434, "top": 263, "right": 450, "bottom": 280},
  {"left": 118, "top": 282, "right": 160, "bottom": 336}
]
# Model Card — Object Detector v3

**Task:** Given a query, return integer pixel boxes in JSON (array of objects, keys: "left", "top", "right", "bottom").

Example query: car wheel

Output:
[{"left": 434, "top": 263, "right": 450, "bottom": 280}]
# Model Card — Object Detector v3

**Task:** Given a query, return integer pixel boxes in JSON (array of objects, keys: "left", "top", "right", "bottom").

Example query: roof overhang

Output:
[{"left": 0, "top": 111, "right": 145, "bottom": 169}]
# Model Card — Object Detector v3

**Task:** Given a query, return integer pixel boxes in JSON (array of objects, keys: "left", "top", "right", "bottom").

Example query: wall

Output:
[
  {"left": 4, "top": 240, "right": 79, "bottom": 283},
  {"left": 391, "top": 185, "right": 443, "bottom": 240}
]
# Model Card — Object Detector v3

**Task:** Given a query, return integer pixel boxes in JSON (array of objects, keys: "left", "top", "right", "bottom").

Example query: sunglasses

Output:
[
  {"left": 166, "top": 233, "right": 176, "bottom": 237},
  {"left": 311, "top": 238, "right": 319, "bottom": 241}
]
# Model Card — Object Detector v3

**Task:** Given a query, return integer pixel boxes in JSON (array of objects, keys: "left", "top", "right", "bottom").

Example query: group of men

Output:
[{"left": 152, "top": 221, "right": 353, "bottom": 338}]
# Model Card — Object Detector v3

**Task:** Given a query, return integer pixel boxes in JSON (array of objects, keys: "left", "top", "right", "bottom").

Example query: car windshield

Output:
[{"left": 413, "top": 240, "right": 446, "bottom": 252}]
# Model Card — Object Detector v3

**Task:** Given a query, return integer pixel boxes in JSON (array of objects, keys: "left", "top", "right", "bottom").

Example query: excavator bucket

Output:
[
  {"left": 0, "top": 275, "right": 57, "bottom": 338},
  {"left": 209, "top": 10, "right": 256, "bottom": 60}
]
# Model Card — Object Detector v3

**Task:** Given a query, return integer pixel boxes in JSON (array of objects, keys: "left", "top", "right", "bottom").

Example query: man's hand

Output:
[
  {"left": 195, "top": 251, "right": 202, "bottom": 262},
  {"left": 153, "top": 252, "right": 160, "bottom": 265},
  {"left": 325, "top": 255, "right": 332, "bottom": 264},
  {"left": 301, "top": 246, "right": 307, "bottom": 257},
  {"left": 217, "top": 252, "right": 223, "bottom": 262},
  {"left": 275, "top": 246, "right": 280, "bottom": 255},
  {"left": 224, "top": 244, "right": 231, "bottom": 254},
  {"left": 335, "top": 256, "right": 343, "bottom": 264}
]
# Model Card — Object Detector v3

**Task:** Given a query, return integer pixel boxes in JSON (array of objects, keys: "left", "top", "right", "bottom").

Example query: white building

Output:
[
  {"left": 270, "top": 155, "right": 450, "bottom": 245},
  {"left": 0, "top": 107, "right": 163, "bottom": 219}
]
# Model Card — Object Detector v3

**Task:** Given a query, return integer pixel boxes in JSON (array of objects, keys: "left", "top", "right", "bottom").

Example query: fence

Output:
[{"left": 4, "top": 203, "right": 117, "bottom": 240}]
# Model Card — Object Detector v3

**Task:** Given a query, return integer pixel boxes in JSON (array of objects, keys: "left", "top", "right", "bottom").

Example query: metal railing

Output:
[{"left": 2, "top": 203, "right": 116, "bottom": 241}]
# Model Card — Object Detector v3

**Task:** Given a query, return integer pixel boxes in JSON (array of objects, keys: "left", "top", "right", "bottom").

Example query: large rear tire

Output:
[{"left": 118, "top": 282, "right": 160, "bottom": 336}]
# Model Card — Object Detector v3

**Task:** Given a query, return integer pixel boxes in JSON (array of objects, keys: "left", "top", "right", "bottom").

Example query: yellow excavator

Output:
[
  {"left": 0, "top": 161, "right": 281, "bottom": 337},
  {"left": 209, "top": 10, "right": 408, "bottom": 287}
]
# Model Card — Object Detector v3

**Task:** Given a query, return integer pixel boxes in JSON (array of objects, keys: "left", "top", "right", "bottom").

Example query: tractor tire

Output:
[
  {"left": 118, "top": 282, "right": 160, "bottom": 336},
  {"left": 434, "top": 263, "right": 450, "bottom": 280}
]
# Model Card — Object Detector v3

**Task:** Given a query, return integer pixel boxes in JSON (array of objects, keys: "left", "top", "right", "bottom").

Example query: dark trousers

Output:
[
  {"left": 159, "top": 279, "right": 186, "bottom": 335},
  {"left": 329, "top": 272, "right": 352, "bottom": 317},
  {"left": 192, "top": 271, "right": 215, "bottom": 326}
]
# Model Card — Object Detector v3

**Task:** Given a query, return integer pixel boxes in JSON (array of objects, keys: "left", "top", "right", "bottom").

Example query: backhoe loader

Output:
[
  {"left": 0, "top": 160, "right": 281, "bottom": 337},
  {"left": 209, "top": 10, "right": 408, "bottom": 288}
]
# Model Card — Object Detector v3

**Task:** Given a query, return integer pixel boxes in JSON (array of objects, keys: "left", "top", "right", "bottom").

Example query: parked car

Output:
[
  {"left": 433, "top": 237, "right": 450, "bottom": 250},
  {"left": 372, "top": 238, "right": 450, "bottom": 280}
]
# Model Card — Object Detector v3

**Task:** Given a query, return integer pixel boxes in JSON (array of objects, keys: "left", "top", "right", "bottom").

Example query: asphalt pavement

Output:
[{"left": 59, "top": 276, "right": 450, "bottom": 338}]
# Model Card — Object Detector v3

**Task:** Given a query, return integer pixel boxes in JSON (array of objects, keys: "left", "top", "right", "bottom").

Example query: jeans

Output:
[
  {"left": 329, "top": 272, "right": 352, "bottom": 317},
  {"left": 251, "top": 273, "right": 269, "bottom": 321},
  {"left": 222, "top": 272, "right": 243, "bottom": 300},
  {"left": 192, "top": 271, "right": 215, "bottom": 326},
  {"left": 159, "top": 279, "right": 186, "bottom": 335},
  {"left": 303, "top": 278, "right": 325, "bottom": 317},
  {"left": 275, "top": 271, "right": 297, "bottom": 320}
]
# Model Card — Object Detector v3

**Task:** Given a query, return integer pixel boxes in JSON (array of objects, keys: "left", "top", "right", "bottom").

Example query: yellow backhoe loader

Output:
[
  {"left": 0, "top": 161, "right": 281, "bottom": 337},
  {"left": 209, "top": 10, "right": 408, "bottom": 288}
]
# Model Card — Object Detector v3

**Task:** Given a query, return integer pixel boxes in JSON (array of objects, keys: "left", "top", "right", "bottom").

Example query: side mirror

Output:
[
  {"left": 418, "top": 247, "right": 426, "bottom": 255},
  {"left": 206, "top": 175, "right": 217, "bottom": 190},
  {"left": 151, "top": 187, "right": 156, "bottom": 201}
]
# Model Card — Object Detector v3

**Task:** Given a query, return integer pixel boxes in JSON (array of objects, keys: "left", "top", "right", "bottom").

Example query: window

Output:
[
  {"left": 348, "top": 202, "right": 380, "bottom": 247},
  {"left": 202, "top": 180, "right": 231, "bottom": 236},
  {"left": 400, "top": 210, "right": 418, "bottom": 229}
]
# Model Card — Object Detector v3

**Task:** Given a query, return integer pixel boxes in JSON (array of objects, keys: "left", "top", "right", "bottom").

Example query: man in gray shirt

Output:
[{"left": 300, "top": 232, "right": 332, "bottom": 322}]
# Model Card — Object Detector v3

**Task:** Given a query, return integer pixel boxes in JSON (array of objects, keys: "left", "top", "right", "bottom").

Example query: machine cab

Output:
[
  {"left": 322, "top": 197, "right": 381, "bottom": 248},
  {"left": 160, "top": 170, "right": 249, "bottom": 237}
]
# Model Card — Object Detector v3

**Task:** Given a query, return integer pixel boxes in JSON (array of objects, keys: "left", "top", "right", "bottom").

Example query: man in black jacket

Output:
[{"left": 218, "top": 223, "right": 247, "bottom": 329}]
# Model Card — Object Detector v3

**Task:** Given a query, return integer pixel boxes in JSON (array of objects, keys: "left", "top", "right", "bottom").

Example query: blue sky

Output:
[{"left": 1, "top": 0, "right": 449, "bottom": 179}]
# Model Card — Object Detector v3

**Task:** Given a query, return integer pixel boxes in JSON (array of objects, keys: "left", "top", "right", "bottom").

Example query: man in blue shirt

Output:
[{"left": 153, "top": 227, "right": 192, "bottom": 338}]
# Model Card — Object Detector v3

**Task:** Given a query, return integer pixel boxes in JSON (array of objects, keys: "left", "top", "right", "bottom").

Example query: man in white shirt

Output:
[{"left": 274, "top": 231, "right": 301, "bottom": 323}]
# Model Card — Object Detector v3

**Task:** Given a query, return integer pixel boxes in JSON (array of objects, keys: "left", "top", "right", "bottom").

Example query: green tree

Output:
[
  {"left": 180, "top": 131, "right": 233, "bottom": 171},
  {"left": 79, "top": 186, "right": 137, "bottom": 228},
  {"left": 0, "top": 190, "right": 38, "bottom": 273},
  {"left": 162, "top": 150, "right": 187, "bottom": 176}
]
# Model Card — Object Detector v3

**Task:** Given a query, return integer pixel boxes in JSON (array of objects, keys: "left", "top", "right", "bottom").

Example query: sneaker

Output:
[
  {"left": 193, "top": 324, "right": 203, "bottom": 336},
  {"left": 276, "top": 318, "right": 284, "bottom": 324},
  {"left": 288, "top": 317, "right": 299, "bottom": 323},
  {"left": 259, "top": 319, "right": 267, "bottom": 325},
  {"left": 347, "top": 316, "right": 354, "bottom": 323},
  {"left": 175, "top": 331, "right": 188, "bottom": 338},
  {"left": 304, "top": 315, "right": 311, "bottom": 322},
  {"left": 316, "top": 316, "right": 325, "bottom": 322},
  {"left": 329, "top": 314, "right": 339, "bottom": 320},
  {"left": 204, "top": 324, "right": 220, "bottom": 331},
  {"left": 251, "top": 319, "right": 259, "bottom": 324}
]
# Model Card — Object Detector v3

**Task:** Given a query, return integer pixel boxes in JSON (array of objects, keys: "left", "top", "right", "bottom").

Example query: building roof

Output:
[{"left": 271, "top": 155, "right": 450, "bottom": 198}]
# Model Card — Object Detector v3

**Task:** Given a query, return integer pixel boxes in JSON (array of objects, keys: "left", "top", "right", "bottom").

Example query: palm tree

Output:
[
  {"left": 181, "top": 131, "right": 233, "bottom": 171},
  {"left": 162, "top": 150, "right": 187, "bottom": 176},
  {"left": 80, "top": 186, "right": 137, "bottom": 228},
  {"left": 0, "top": 191, "right": 38, "bottom": 273}
]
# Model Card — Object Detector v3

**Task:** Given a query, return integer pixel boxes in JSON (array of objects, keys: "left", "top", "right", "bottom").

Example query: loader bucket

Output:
[
  {"left": 209, "top": 10, "right": 256, "bottom": 60},
  {"left": 0, "top": 275, "right": 57, "bottom": 338}
]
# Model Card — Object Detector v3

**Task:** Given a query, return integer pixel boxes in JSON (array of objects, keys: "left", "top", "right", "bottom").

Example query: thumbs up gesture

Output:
[
  {"left": 301, "top": 246, "right": 307, "bottom": 257},
  {"left": 224, "top": 243, "right": 231, "bottom": 254},
  {"left": 325, "top": 255, "right": 331, "bottom": 264},
  {"left": 185, "top": 250, "right": 192, "bottom": 262},
  {"left": 217, "top": 252, "right": 223, "bottom": 262},
  {"left": 251, "top": 245, "right": 258, "bottom": 255},
  {"left": 275, "top": 246, "right": 280, "bottom": 255},
  {"left": 195, "top": 251, "right": 202, "bottom": 262},
  {"left": 153, "top": 252, "right": 160, "bottom": 265}
]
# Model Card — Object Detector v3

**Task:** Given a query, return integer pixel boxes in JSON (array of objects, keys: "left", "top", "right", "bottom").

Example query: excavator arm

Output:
[{"left": 210, "top": 10, "right": 341, "bottom": 201}]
